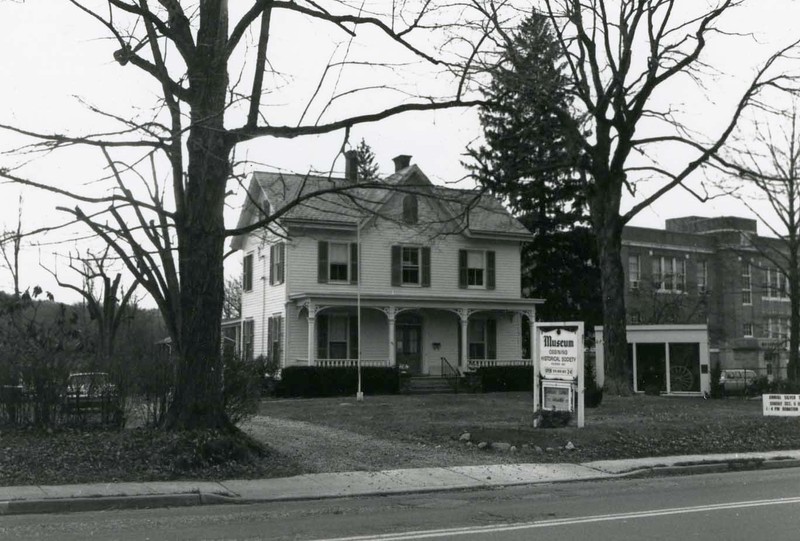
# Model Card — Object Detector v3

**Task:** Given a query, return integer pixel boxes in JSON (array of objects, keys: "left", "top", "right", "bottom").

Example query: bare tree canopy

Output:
[
  {"left": 473, "top": 0, "right": 800, "bottom": 390},
  {"left": 0, "top": 1, "right": 488, "bottom": 429},
  {"left": 718, "top": 97, "right": 800, "bottom": 380}
]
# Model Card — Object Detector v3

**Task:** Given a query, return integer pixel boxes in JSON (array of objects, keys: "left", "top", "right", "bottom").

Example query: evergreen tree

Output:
[
  {"left": 355, "top": 138, "right": 380, "bottom": 182},
  {"left": 467, "top": 12, "right": 601, "bottom": 326}
]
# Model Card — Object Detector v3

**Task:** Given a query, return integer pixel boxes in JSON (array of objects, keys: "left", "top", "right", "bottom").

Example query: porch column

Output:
[
  {"left": 307, "top": 303, "right": 317, "bottom": 366},
  {"left": 386, "top": 306, "right": 397, "bottom": 368},
  {"left": 458, "top": 308, "right": 470, "bottom": 373},
  {"left": 527, "top": 309, "right": 538, "bottom": 413}
]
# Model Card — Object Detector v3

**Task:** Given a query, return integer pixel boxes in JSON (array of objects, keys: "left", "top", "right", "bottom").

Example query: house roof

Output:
[{"left": 230, "top": 165, "right": 531, "bottom": 250}]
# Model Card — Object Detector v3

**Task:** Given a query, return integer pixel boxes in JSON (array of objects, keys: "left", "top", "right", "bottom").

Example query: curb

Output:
[
  {"left": 619, "top": 458, "right": 800, "bottom": 478},
  {"left": 0, "top": 492, "right": 239, "bottom": 516}
]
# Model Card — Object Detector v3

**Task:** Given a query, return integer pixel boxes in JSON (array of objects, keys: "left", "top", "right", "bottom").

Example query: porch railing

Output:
[
  {"left": 310, "top": 359, "right": 392, "bottom": 368},
  {"left": 468, "top": 359, "right": 532, "bottom": 369},
  {"left": 440, "top": 356, "right": 460, "bottom": 393}
]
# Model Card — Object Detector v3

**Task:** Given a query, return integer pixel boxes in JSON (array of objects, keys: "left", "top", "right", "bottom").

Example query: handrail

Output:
[{"left": 440, "top": 356, "right": 460, "bottom": 393}]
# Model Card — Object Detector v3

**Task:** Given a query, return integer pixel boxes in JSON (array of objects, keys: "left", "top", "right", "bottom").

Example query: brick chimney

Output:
[
  {"left": 344, "top": 150, "right": 358, "bottom": 182},
  {"left": 392, "top": 154, "right": 411, "bottom": 172}
]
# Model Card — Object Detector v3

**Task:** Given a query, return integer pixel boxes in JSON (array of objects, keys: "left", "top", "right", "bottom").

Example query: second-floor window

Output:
[
  {"left": 628, "top": 255, "right": 640, "bottom": 290},
  {"left": 270, "top": 243, "right": 285, "bottom": 285},
  {"left": 391, "top": 245, "right": 431, "bottom": 287},
  {"left": 402, "top": 247, "right": 420, "bottom": 284},
  {"left": 652, "top": 256, "right": 685, "bottom": 292},
  {"left": 697, "top": 260, "right": 708, "bottom": 293},
  {"left": 318, "top": 241, "right": 358, "bottom": 284},
  {"left": 766, "top": 267, "right": 787, "bottom": 299},
  {"left": 243, "top": 253, "right": 254, "bottom": 292},
  {"left": 458, "top": 249, "right": 495, "bottom": 290}
]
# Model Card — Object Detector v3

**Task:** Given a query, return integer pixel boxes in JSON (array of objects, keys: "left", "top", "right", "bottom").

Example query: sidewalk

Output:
[{"left": 3, "top": 450, "right": 800, "bottom": 516}]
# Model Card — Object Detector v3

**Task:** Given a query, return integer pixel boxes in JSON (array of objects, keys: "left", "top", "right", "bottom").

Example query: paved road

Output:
[{"left": 3, "top": 468, "right": 800, "bottom": 540}]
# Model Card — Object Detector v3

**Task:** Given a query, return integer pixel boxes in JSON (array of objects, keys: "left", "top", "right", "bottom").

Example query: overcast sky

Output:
[{"left": 1, "top": 1, "right": 799, "bottom": 303}]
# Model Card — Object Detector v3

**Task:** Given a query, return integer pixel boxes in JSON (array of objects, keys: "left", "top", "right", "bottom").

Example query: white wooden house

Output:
[{"left": 230, "top": 154, "right": 542, "bottom": 377}]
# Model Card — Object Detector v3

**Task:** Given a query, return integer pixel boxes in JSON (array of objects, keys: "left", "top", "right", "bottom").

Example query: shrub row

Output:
[
  {"left": 276, "top": 367, "right": 400, "bottom": 397},
  {"left": 474, "top": 366, "right": 603, "bottom": 408}
]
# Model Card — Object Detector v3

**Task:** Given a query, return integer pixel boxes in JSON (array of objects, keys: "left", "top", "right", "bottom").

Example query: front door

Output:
[{"left": 396, "top": 324, "right": 423, "bottom": 375}]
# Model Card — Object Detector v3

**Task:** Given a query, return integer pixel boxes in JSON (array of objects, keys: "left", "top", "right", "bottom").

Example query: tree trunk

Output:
[
  {"left": 165, "top": 0, "right": 233, "bottom": 431},
  {"left": 166, "top": 128, "right": 231, "bottom": 430},
  {"left": 595, "top": 216, "right": 631, "bottom": 392}
]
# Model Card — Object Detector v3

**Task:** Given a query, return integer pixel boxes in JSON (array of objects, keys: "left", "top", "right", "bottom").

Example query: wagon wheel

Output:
[{"left": 669, "top": 365, "right": 694, "bottom": 392}]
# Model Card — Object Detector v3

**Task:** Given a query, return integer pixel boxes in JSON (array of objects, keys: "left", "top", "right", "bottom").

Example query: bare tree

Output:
[
  {"left": 719, "top": 101, "right": 800, "bottom": 381},
  {"left": 45, "top": 248, "right": 138, "bottom": 369},
  {"left": 473, "top": 0, "right": 800, "bottom": 390},
  {"left": 0, "top": 2, "right": 486, "bottom": 429},
  {"left": 0, "top": 194, "right": 23, "bottom": 298}
]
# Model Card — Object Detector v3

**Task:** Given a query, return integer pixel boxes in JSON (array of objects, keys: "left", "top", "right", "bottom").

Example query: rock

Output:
[
  {"left": 492, "top": 442, "right": 512, "bottom": 452},
  {"left": 510, "top": 446, "right": 518, "bottom": 453},
  {"left": 534, "top": 446, "right": 543, "bottom": 453},
  {"left": 521, "top": 443, "right": 530, "bottom": 450},
  {"left": 459, "top": 432, "right": 471, "bottom": 442},
  {"left": 466, "top": 441, "right": 473, "bottom": 447},
  {"left": 545, "top": 447, "right": 555, "bottom": 453},
  {"left": 565, "top": 441, "right": 576, "bottom": 451},
  {"left": 477, "top": 441, "right": 488, "bottom": 449}
]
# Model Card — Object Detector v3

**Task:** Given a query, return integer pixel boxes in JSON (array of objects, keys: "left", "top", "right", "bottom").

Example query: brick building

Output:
[{"left": 622, "top": 216, "right": 791, "bottom": 379}]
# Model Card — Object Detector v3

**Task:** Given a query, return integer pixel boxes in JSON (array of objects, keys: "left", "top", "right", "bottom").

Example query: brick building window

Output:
[
  {"left": 766, "top": 268, "right": 787, "bottom": 299},
  {"left": 742, "top": 323, "right": 753, "bottom": 337},
  {"left": 741, "top": 262, "right": 752, "bottom": 305},
  {"left": 652, "top": 256, "right": 685, "bottom": 292},
  {"left": 697, "top": 261, "right": 707, "bottom": 293},
  {"left": 628, "top": 255, "right": 640, "bottom": 290}
]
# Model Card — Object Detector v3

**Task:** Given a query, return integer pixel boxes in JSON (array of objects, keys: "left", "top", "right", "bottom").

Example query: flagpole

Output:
[{"left": 356, "top": 217, "right": 363, "bottom": 402}]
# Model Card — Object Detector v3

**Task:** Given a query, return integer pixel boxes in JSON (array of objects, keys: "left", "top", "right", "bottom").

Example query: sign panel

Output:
[
  {"left": 542, "top": 381, "right": 573, "bottom": 412},
  {"left": 539, "top": 327, "right": 579, "bottom": 380},
  {"left": 763, "top": 394, "right": 800, "bottom": 416}
]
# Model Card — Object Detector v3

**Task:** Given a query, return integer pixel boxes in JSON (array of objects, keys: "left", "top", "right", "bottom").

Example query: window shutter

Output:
[
  {"left": 391, "top": 245, "right": 401, "bottom": 286},
  {"left": 349, "top": 315, "right": 359, "bottom": 359},
  {"left": 318, "top": 241, "right": 328, "bottom": 283},
  {"left": 266, "top": 317, "right": 273, "bottom": 362},
  {"left": 276, "top": 316, "right": 283, "bottom": 365},
  {"left": 350, "top": 243, "right": 358, "bottom": 284},
  {"left": 278, "top": 242, "right": 285, "bottom": 284},
  {"left": 317, "top": 314, "right": 328, "bottom": 360},
  {"left": 421, "top": 247, "right": 431, "bottom": 287},
  {"left": 269, "top": 245, "right": 275, "bottom": 285},
  {"left": 487, "top": 251, "right": 496, "bottom": 290},
  {"left": 458, "top": 250, "right": 467, "bottom": 289},
  {"left": 487, "top": 318, "right": 497, "bottom": 359}
]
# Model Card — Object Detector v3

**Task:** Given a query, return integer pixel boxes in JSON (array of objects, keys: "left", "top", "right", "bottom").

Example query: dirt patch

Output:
[{"left": 243, "top": 414, "right": 515, "bottom": 473}]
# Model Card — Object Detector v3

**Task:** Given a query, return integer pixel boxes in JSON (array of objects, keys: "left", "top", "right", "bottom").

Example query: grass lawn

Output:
[{"left": 259, "top": 393, "right": 800, "bottom": 462}]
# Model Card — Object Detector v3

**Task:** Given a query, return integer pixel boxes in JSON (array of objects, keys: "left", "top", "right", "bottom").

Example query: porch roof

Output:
[{"left": 289, "top": 292, "right": 543, "bottom": 313}]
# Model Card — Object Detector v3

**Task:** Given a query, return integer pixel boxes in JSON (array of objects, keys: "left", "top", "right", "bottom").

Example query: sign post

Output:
[{"left": 534, "top": 322, "right": 585, "bottom": 428}]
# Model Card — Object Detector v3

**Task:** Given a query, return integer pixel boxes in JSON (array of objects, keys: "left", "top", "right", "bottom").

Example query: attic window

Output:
[
  {"left": 260, "top": 197, "right": 271, "bottom": 218},
  {"left": 403, "top": 195, "right": 418, "bottom": 224}
]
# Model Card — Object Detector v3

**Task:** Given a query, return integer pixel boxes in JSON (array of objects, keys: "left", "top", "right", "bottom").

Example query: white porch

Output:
[{"left": 288, "top": 293, "right": 542, "bottom": 375}]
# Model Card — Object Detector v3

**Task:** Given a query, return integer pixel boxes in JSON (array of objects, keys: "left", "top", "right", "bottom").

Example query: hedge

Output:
[
  {"left": 476, "top": 366, "right": 533, "bottom": 392},
  {"left": 276, "top": 366, "right": 400, "bottom": 397}
]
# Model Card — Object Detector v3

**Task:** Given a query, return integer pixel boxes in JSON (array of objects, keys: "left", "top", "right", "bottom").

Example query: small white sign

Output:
[
  {"left": 539, "top": 327, "right": 579, "bottom": 380},
  {"left": 763, "top": 394, "right": 800, "bottom": 416},
  {"left": 542, "top": 381, "right": 573, "bottom": 412}
]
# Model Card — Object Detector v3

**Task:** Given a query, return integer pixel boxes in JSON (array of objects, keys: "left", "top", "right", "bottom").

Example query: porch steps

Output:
[{"left": 406, "top": 376, "right": 458, "bottom": 394}]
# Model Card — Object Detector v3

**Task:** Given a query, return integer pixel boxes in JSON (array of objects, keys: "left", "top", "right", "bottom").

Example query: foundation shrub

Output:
[
  {"left": 476, "top": 366, "right": 532, "bottom": 392},
  {"left": 276, "top": 367, "right": 400, "bottom": 397}
]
